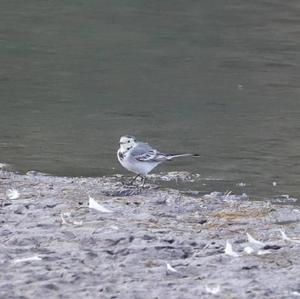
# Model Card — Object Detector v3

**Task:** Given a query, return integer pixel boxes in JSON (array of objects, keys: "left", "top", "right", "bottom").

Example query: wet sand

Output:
[{"left": 1, "top": 170, "right": 300, "bottom": 298}]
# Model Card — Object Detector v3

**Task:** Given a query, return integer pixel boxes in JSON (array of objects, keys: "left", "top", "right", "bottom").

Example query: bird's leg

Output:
[
  {"left": 141, "top": 176, "right": 146, "bottom": 188},
  {"left": 129, "top": 174, "right": 140, "bottom": 185}
]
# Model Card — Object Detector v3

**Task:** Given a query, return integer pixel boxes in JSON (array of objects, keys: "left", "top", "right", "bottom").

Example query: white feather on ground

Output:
[
  {"left": 257, "top": 250, "right": 271, "bottom": 255},
  {"left": 247, "top": 232, "right": 265, "bottom": 246},
  {"left": 224, "top": 240, "right": 239, "bottom": 257},
  {"left": 73, "top": 220, "right": 83, "bottom": 226},
  {"left": 205, "top": 285, "right": 221, "bottom": 295},
  {"left": 60, "top": 212, "right": 83, "bottom": 226},
  {"left": 280, "top": 229, "right": 300, "bottom": 244},
  {"left": 60, "top": 214, "right": 68, "bottom": 224},
  {"left": 13, "top": 256, "right": 42, "bottom": 263},
  {"left": 244, "top": 246, "right": 256, "bottom": 254},
  {"left": 88, "top": 196, "right": 113, "bottom": 213},
  {"left": 165, "top": 262, "right": 178, "bottom": 273},
  {"left": 244, "top": 246, "right": 271, "bottom": 256},
  {"left": 6, "top": 188, "right": 20, "bottom": 200},
  {"left": 110, "top": 225, "right": 119, "bottom": 230}
]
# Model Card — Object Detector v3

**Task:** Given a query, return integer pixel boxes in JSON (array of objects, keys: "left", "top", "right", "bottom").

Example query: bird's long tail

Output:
[{"left": 166, "top": 153, "right": 199, "bottom": 160}]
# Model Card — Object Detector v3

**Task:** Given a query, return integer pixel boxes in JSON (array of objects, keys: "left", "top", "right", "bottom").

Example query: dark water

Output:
[{"left": 0, "top": 1, "right": 299, "bottom": 200}]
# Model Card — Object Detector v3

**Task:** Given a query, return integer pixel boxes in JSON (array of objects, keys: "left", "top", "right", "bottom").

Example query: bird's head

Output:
[{"left": 119, "top": 135, "right": 137, "bottom": 151}]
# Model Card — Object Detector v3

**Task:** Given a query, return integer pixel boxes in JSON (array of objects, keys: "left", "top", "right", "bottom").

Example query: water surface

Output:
[{"left": 0, "top": 0, "right": 299, "bottom": 200}]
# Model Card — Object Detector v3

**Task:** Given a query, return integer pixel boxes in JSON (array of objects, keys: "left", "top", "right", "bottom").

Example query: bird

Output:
[{"left": 117, "top": 135, "right": 198, "bottom": 186}]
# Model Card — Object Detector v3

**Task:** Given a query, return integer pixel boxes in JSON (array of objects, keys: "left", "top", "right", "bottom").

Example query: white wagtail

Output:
[{"left": 117, "top": 135, "right": 199, "bottom": 186}]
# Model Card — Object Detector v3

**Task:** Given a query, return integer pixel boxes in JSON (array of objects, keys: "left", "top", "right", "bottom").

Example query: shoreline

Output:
[{"left": 1, "top": 169, "right": 300, "bottom": 298}]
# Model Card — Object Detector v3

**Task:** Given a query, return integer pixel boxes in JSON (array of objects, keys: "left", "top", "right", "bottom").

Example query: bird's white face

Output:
[{"left": 119, "top": 135, "right": 137, "bottom": 152}]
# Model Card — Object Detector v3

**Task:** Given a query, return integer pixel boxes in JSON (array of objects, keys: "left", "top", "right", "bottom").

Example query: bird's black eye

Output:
[{"left": 128, "top": 140, "right": 130, "bottom": 143}]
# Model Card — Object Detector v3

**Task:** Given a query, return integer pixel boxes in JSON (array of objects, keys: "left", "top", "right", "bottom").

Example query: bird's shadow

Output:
[{"left": 103, "top": 178, "right": 158, "bottom": 197}]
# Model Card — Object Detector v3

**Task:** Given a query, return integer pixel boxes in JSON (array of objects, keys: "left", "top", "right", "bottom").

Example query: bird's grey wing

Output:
[{"left": 131, "top": 143, "right": 168, "bottom": 162}]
